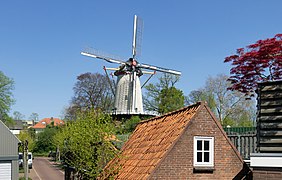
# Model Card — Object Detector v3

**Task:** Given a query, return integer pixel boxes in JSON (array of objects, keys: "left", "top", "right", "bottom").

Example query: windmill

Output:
[{"left": 81, "top": 15, "right": 181, "bottom": 116}]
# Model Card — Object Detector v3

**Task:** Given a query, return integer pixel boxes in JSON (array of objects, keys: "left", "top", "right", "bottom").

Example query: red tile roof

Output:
[
  {"left": 32, "top": 117, "right": 64, "bottom": 129},
  {"left": 102, "top": 102, "right": 202, "bottom": 179}
]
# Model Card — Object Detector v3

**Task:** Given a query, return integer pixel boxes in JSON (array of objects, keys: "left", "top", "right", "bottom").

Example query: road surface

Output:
[{"left": 21, "top": 157, "right": 64, "bottom": 180}]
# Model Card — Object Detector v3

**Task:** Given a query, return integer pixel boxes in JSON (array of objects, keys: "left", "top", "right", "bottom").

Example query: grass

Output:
[
  {"left": 32, "top": 152, "right": 49, "bottom": 157},
  {"left": 19, "top": 177, "right": 32, "bottom": 180},
  {"left": 19, "top": 167, "right": 24, "bottom": 173}
]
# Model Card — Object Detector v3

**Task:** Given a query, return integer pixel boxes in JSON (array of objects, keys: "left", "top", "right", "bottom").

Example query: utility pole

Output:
[{"left": 23, "top": 140, "right": 28, "bottom": 180}]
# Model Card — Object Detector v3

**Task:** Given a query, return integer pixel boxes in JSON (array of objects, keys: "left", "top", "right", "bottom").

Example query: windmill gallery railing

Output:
[{"left": 223, "top": 127, "right": 257, "bottom": 160}]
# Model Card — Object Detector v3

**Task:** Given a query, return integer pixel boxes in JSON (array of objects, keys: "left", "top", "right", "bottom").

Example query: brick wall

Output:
[{"left": 150, "top": 106, "right": 245, "bottom": 179}]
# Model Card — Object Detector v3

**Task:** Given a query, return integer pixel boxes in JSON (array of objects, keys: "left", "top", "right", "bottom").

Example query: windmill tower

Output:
[{"left": 81, "top": 15, "right": 181, "bottom": 116}]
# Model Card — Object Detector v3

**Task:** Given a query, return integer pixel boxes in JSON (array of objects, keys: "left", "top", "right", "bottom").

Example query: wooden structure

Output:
[
  {"left": 256, "top": 81, "right": 282, "bottom": 152},
  {"left": 250, "top": 81, "right": 282, "bottom": 179}
]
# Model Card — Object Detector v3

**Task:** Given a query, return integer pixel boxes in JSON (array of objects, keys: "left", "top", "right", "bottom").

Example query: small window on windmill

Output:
[{"left": 125, "top": 95, "right": 128, "bottom": 100}]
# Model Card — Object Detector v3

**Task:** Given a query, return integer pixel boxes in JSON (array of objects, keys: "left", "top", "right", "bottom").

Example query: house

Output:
[
  {"left": 8, "top": 119, "right": 38, "bottom": 135},
  {"left": 250, "top": 81, "right": 282, "bottom": 178},
  {"left": 32, "top": 117, "right": 64, "bottom": 133},
  {"left": 0, "top": 120, "right": 20, "bottom": 180},
  {"left": 22, "top": 120, "right": 35, "bottom": 127},
  {"left": 103, "top": 102, "right": 251, "bottom": 179},
  {"left": 8, "top": 120, "right": 24, "bottom": 135}
]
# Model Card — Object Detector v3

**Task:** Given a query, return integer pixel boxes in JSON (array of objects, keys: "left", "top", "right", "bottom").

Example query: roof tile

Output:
[{"left": 104, "top": 102, "right": 202, "bottom": 179}]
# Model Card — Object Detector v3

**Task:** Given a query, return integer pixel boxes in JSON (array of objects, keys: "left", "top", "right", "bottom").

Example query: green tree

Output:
[
  {"left": 0, "top": 71, "right": 15, "bottom": 125},
  {"left": 33, "top": 126, "right": 59, "bottom": 153},
  {"left": 54, "top": 110, "right": 119, "bottom": 179},
  {"left": 157, "top": 86, "right": 185, "bottom": 114},
  {"left": 144, "top": 74, "right": 185, "bottom": 114},
  {"left": 119, "top": 116, "right": 141, "bottom": 134},
  {"left": 18, "top": 130, "right": 35, "bottom": 153}
]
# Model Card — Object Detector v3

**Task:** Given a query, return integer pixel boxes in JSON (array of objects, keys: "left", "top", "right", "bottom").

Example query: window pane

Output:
[
  {"left": 197, "top": 152, "right": 202, "bottom": 162},
  {"left": 197, "top": 140, "right": 202, "bottom": 150},
  {"left": 204, "top": 140, "right": 209, "bottom": 150},
  {"left": 204, "top": 152, "right": 209, "bottom": 162}
]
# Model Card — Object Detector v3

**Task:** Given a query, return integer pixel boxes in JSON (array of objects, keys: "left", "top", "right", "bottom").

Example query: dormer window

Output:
[{"left": 194, "top": 136, "right": 214, "bottom": 167}]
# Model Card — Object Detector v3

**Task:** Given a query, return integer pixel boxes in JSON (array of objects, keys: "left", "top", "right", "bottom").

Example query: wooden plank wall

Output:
[{"left": 257, "top": 81, "right": 282, "bottom": 152}]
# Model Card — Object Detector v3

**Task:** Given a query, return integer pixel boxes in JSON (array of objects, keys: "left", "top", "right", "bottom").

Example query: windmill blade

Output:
[
  {"left": 81, "top": 48, "right": 126, "bottom": 65},
  {"left": 138, "top": 63, "right": 181, "bottom": 75},
  {"left": 132, "top": 15, "right": 143, "bottom": 59}
]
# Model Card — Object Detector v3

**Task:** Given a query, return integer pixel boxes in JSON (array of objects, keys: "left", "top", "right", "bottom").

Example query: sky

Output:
[{"left": 1, "top": 1, "right": 282, "bottom": 120}]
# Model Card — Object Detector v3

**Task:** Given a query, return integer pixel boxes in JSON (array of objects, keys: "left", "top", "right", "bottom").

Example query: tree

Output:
[
  {"left": 54, "top": 110, "right": 118, "bottom": 179},
  {"left": 13, "top": 111, "right": 25, "bottom": 120},
  {"left": 33, "top": 126, "right": 60, "bottom": 153},
  {"left": 144, "top": 74, "right": 185, "bottom": 114},
  {"left": 66, "top": 73, "right": 114, "bottom": 119},
  {"left": 224, "top": 34, "right": 282, "bottom": 96},
  {"left": 18, "top": 130, "right": 35, "bottom": 153},
  {"left": 186, "top": 89, "right": 216, "bottom": 111},
  {"left": 118, "top": 116, "right": 141, "bottom": 134},
  {"left": 0, "top": 71, "right": 15, "bottom": 125},
  {"left": 157, "top": 86, "right": 185, "bottom": 114},
  {"left": 188, "top": 74, "right": 255, "bottom": 126},
  {"left": 29, "top": 112, "right": 39, "bottom": 122}
]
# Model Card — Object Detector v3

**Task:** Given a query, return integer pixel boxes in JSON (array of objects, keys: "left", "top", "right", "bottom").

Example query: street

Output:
[{"left": 20, "top": 157, "right": 64, "bottom": 180}]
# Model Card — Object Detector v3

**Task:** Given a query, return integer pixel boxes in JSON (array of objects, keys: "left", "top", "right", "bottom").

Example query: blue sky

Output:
[{"left": 1, "top": 1, "right": 282, "bottom": 120}]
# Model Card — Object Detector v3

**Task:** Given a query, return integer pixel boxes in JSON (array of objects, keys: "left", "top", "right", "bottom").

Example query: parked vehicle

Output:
[
  {"left": 18, "top": 153, "right": 23, "bottom": 167},
  {"left": 18, "top": 152, "right": 33, "bottom": 169}
]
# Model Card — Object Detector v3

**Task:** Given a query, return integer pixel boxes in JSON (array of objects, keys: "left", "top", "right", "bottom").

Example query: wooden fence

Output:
[
  {"left": 224, "top": 127, "right": 257, "bottom": 160},
  {"left": 227, "top": 134, "right": 257, "bottom": 160}
]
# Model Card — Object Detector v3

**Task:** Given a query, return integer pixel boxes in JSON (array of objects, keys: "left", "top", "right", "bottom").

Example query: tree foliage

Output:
[
  {"left": 224, "top": 34, "right": 282, "bottom": 96},
  {"left": 33, "top": 126, "right": 60, "bottom": 153},
  {"left": 157, "top": 86, "right": 185, "bottom": 114},
  {"left": 0, "top": 71, "right": 15, "bottom": 125},
  {"left": 187, "top": 74, "right": 255, "bottom": 127},
  {"left": 65, "top": 73, "right": 114, "bottom": 119},
  {"left": 144, "top": 74, "right": 185, "bottom": 114},
  {"left": 54, "top": 110, "right": 119, "bottom": 179},
  {"left": 118, "top": 116, "right": 141, "bottom": 134},
  {"left": 18, "top": 129, "right": 35, "bottom": 152}
]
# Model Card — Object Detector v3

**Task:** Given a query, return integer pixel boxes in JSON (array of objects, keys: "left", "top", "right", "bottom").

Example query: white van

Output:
[{"left": 18, "top": 152, "right": 33, "bottom": 169}]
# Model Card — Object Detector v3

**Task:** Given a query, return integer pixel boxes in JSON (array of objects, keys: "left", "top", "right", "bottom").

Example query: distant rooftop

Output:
[{"left": 32, "top": 117, "right": 64, "bottom": 129}]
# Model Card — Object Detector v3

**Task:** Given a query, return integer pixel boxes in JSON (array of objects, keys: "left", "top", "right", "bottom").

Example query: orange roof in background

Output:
[
  {"left": 32, "top": 117, "right": 64, "bottom": 129},
  {"left": 105, "top": 102, "right": 202, "bottom": 179}
]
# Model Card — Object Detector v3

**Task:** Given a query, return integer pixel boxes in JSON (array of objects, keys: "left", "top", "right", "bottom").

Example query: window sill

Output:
[{"left": 193, "top": 166, "right": 215, "bottom": 173}]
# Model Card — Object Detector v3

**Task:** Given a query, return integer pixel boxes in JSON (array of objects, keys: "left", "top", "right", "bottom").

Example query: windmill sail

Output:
[
  {"left": 81, "top": 48, "right": 126, "bottom": 65},
  {"left": 132, "top": 15, "right": 143, "bottom": 59},
  {"left": 138, "top": 63, "right": 181, "bottom": 75}
]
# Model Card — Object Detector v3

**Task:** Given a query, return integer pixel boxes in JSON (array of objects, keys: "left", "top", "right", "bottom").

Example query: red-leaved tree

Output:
[{"left": 224, "top": 34, "right": 282, "bottom": 96}]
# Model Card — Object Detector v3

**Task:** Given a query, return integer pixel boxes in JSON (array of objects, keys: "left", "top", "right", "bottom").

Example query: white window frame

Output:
[{"left": 193, "top": 136, "right": 214, "bottom": 167}]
